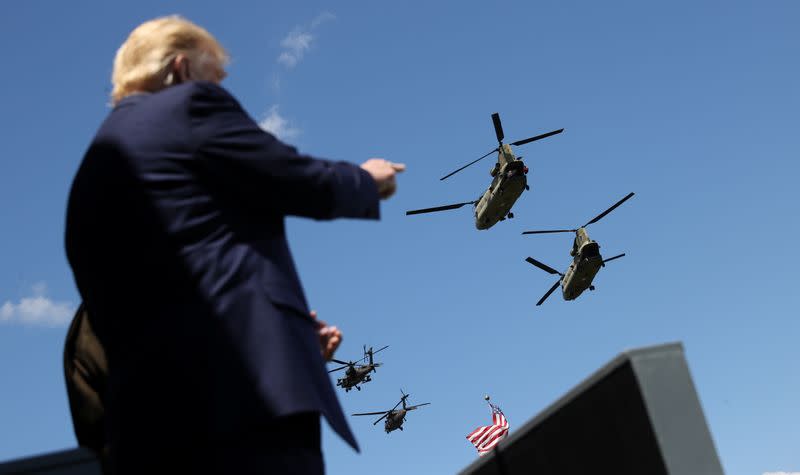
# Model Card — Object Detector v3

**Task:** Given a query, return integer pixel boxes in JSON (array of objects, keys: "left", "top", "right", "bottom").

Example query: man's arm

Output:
[{"left": 190, "top": 82, "right": 383, "bottom": 220}]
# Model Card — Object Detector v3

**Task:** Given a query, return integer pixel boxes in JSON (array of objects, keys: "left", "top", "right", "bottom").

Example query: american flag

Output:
[{"left": 466, "top": 400, "right": 509, "bottom": 456}]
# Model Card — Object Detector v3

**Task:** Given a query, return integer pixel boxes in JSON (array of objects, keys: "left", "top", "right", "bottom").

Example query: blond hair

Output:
[{"left": 111, "top": 16, "right": 228, "bottom": 104}]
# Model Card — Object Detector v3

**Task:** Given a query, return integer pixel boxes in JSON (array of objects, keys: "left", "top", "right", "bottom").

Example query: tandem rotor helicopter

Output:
[
  {"left": 406, "top": 113, "right": 563, "bottom": 230},
  {"left": 522, "top": 192, "right": 634, "bottom": 306},
  {"left": 352, "top": 390, "right": 431, "bottom": 433},
  {"left": 328, "top": 345, "right": 388, "bottom": 392}
]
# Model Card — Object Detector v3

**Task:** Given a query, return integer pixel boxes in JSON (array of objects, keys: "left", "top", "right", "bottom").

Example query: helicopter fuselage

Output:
[
  {"left": 474, "top": 145, "right": 528, "bottom": 230},
  {"left": 383, "top": 410, "right": 407, "bottom": 433},
  {"left": 337, "top": 364, "right": 376, "bottom": 391},
  {"left": 560, "top": 228, "right": 603, "bottom": 300}
]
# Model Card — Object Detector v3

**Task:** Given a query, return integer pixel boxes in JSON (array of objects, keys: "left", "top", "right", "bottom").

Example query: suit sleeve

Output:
[{"left": 189, "top": 82, "right": 380, "bottom": 220}]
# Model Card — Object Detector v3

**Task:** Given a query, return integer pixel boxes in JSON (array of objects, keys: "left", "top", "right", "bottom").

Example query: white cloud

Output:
[
  {"left": 278, "top": 31, "right": 313, "bottom": 68},
  {"left": 258, "top": 105, "right": 300, "bottom": 141},
  {"left": 276, "top": 12, "right": 336, "bottom": 69},
  {"left": 0, "top": 282, "right": 75, "bottom": 327}
]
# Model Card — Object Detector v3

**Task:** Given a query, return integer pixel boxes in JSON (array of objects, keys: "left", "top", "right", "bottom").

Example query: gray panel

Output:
[{"left": 629, "top": 345, "right": 724, "bottom": 475}]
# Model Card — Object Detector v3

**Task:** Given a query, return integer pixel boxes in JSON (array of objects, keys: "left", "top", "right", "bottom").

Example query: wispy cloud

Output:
[
  {"left": 278, "top": 31, "right": 313, "bottom": 68},
  {"left": 310, "top": 12, "right": 336, "bottom": 29},
  {"left": 267, "top": 12, "right": 335, "bottom": 143},
  {"left": 0, "top": 282, "right": 75, "bottom": 327},
  {"left": 277, "top": 12, "right": 336, "bottom": 69},
  {"left": 258, "top": 105, "right": 301, "bottom": 141}
]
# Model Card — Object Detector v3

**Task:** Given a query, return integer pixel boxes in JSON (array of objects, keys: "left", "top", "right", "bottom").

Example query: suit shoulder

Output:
[{"left": 185, "top": 81, "right": 241, "bottom": 107}]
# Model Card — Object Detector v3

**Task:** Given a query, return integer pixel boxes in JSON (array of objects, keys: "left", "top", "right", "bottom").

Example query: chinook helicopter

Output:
[
  {"left": 406, "top": 113, "right": 563, "bottom": 230},
  {"left": 352, "top": 390, "right": 431, "bottom": 433},
  {"left": 328, "top": 345, "right": 388, "bottom": 392},
  {"left": 522, "top": 192, "right": 634, "bottom": 306}
]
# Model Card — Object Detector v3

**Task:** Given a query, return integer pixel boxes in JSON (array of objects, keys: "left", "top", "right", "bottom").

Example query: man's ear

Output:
[{"left": 174, "top": 54, "right": 191, "bottom": 83}]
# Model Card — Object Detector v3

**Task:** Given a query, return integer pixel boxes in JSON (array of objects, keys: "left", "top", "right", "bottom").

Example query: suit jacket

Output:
[{"left": 65, "top": 81, "right": 378, "bottom": 460}]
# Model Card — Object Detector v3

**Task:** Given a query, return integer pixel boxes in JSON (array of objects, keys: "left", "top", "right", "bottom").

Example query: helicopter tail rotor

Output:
[{"left": 400, "top": 389, "right": 410, "bottom": 409}]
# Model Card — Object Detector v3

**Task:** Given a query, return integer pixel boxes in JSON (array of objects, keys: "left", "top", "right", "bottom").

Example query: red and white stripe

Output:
[{"left": 466, "top": 404, "right": 509, "bottom": 456}]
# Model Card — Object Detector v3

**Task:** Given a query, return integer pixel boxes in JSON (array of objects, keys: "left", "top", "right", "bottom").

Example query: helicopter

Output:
[
  {"left": 522, "top": 192, "right": 634, "bottom": 306},
  {"left": 328, "top": 345, "right": 388, "bottom": 392},
  {"left": 406, "top": 113, "right": 563, "bottom": 230},
  {"left": 352, "top": 390, "right": 431, "bottom": 433}
]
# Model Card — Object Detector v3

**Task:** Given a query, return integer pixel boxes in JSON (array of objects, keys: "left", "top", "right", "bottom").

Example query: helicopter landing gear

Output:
[
  {"left": 356, "top": 386, "right": 361, "bottom": 391},
  {"left": 525, "top": 185, "right": 530, "bottom": 191},
  {"left": 507, "top": 212, "right": 514, "bottom": 219},
  {"left": 589, "top": 285, "right": 595, "bottom": 291}
]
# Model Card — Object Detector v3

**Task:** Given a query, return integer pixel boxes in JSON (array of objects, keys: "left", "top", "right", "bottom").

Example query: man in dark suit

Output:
[{"left": 65, "top": 16, "right": 403, "bottom": 474}]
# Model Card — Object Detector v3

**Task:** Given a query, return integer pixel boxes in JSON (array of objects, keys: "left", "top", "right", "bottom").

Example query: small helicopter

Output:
[
  {"left": 406, "top": 113, "right": 563, "bottom": 230},
  {"left": 522, "top": 192, "right": 635, "bottom": 306},
  {"left": 328, "top": 345, "right": 388, "bottom": 392},
  {"left": 352, "top": 390, "right": 431, "bottom": 433}
]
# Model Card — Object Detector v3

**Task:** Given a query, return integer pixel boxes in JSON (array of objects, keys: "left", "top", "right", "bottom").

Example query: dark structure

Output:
[
  {"left": 459, "top": 342, "right": 724, "bottom": 475},
  {"left": 0, "top": 448, "right": 100, "bottom": 475}
]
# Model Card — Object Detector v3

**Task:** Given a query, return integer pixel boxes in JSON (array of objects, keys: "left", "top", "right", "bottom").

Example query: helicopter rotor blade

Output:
[
  {"left": 536, "top": 280, "right": 562, "bottom": 306},
  {"left": 406, "top": 201, "right": 477, "bottom": 215},
  {"left": 510, "top": 128, "right": 564, "bottom": 147},
  {"left": 352, "top": 410, "right": 390, "bottom": 416},
  {"left": 603, "top": 253, "right": 626, "bottom": 264},
  {"left": 491, "top": 113, "right": 504, "bottom": 144},
  {"left": 525, "top": 257, "right": 562, "bottom": 276},
  {"left": 371, "top": 345, "right": 389, "bottom": 355},
  {"left": 352, "top": 410, "right": 391, "bottom": 425},
  {"left": 406, "top": 402, "right": 431, "bottom": 411},
  {"left": 439, "top": 149, "right": 498, "bottom": 181},
  {"left": 329, "top": 359, "right": 349, "bottom": 366},
  {"left": 373, "top": 412, "right": 391, "bottom": 425},
  {"left": 583, "top": 192, "right": 635, "bottom": 228},
  {"left": 521, "top": 229, "right": 577, "bottom": 235},
  {"left": 328, "top": 365, "right": 350, "bottom": 373}
]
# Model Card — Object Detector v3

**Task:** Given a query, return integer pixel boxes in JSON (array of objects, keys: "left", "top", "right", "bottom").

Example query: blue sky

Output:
[{"left": 1, "top": 2, "right": 798, "bottom": 474}]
